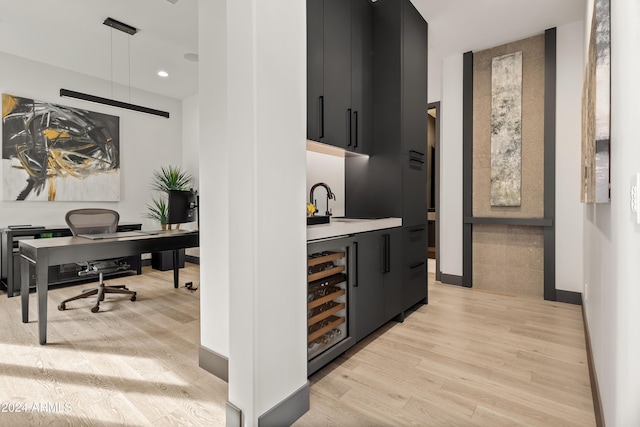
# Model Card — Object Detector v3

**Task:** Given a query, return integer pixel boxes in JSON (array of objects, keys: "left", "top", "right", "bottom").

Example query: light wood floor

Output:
[{"left": 0, "top": 264, "right": 594, "bottom": 426}]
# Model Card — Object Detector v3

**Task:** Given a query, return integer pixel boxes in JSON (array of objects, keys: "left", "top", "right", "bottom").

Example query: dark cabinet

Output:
[
  {"left": 403, "top": 151, "right": 428, "bottom": 228},
  {"left": 352, "top": 228, "right": 401, "bottom": 341},
  {"left": 307, "top": 0, "right": 373, "bottom": 154}
]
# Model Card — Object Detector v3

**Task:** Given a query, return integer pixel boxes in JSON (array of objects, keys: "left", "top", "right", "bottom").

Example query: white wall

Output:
[
  {"left": 428, "top": 46, "right": 443, "bottom": 103},
  {"left": 439, "top": 53, "right": 464, "bottom": 277},
  {"left": 583, "top": 0, "right": 640, "bottom": 424},
  {"left": 0, "top": 51, "right": 183, "bottom": 231},
  {"left": 306, "top": 151, "right": 345, "bottom": 217},
  {"left": 555, "top": 21, "right": 585, "bottom": 292}
]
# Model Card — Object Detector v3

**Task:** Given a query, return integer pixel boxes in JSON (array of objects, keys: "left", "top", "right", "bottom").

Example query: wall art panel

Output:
[
  {"left": 491, "top": 51, "right": 523, "bottom": 207},
  {"left": 2, "top": 93, "right": 120, "bottom": 201},
  {"left": 581, "top": 0, "right": 610, "bottom": 203}
]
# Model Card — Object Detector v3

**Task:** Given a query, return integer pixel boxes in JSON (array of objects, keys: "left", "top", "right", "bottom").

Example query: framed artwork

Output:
[
  {"left": 2, "top": 93, "right": 120, "bottom": 201},
  {"left": 581, "top": 0, "right": 610, "bottom": 203}
]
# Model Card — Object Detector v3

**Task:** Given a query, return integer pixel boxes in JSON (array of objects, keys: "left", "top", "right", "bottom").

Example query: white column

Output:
[{"left": 199, "top": 0, "right": 308, "bottom": 424}]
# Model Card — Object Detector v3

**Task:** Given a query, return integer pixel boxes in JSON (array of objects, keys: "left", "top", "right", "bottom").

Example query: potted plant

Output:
[
  {"left": 147, "top": 165, "right": 193, "bottom": 270},
  {"left": 149, "top": 165, "right": 193, "bottom": 230}
]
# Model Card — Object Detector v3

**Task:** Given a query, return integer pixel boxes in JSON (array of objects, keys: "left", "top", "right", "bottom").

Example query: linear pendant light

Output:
[
  {"left": 60, "top": 17, "right": 170, "bottom": 118},
  {"left": 60, "top": 89, "right": 170, "bottom": 118}
]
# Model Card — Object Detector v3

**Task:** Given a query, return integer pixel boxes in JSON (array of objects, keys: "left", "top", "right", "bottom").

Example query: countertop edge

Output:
[{"left": 306, "top": 218, "right": 402, "bottom": 242}]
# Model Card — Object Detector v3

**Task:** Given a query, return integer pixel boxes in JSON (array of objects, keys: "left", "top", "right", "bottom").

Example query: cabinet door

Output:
[
  {"left": 323, "top": 0, "right": 351, "bottom": 149},
  {"left": 382, "top": 228, "right": 402, "bottom": 321},
  {"left": 307, "top": 0, "right": 324, "bottom": 141},
  {"left": 349, "top": 0, "right": 373, "bottom": 155},
  {"left": 353, "top": 231, "right": 384, "bottom": 341},
  {"left": 401, "top": 1, "right": 428, "bottom": 155}
]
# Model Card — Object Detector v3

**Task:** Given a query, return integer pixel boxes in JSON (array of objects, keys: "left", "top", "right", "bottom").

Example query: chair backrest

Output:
[{"left": 65, "top": 209, "right": 119, "bottom": 236}]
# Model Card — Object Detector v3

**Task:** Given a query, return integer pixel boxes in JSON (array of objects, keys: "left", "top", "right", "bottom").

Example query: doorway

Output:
[{"left": 427, "top": 102, "right": 440, "bottom": 281}]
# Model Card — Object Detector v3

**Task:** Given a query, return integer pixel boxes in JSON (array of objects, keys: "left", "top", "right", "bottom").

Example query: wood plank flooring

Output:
[{"left": 0, "top": 263, "right": 594, "bottom": 426}]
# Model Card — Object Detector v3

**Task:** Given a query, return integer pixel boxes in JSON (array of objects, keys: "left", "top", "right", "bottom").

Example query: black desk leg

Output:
[
  {"left": 20, "top": 256, "right": 30, "bottom": 323},
  {"left": 173, "top": 249, "right": 179, "bottom": 288}
]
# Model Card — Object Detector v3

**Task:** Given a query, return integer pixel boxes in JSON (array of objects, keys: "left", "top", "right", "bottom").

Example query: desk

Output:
[{"left": 20, "top": 229, "right": 199, "bottom": 344}]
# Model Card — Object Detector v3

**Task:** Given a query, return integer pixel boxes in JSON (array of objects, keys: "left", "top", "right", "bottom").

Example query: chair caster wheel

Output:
[
  {"left": 58, "top": 303, "right": 66, "bottom": 311},
  {"left": 91, "top": 306, "right": 100, "bottom": 313},
  {"left": 130, "top": 294, "right": 137, "bottom": 302}
]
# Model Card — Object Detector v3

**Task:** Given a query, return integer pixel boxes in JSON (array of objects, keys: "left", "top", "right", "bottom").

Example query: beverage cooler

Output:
[{"left": 307, "top": 236, "right": 355, "bottom": 376}]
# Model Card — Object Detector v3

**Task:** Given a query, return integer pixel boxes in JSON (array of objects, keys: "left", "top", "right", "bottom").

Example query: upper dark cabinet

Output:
[{"left": 307, "top": 0, "right": 373, "bottom": 155}]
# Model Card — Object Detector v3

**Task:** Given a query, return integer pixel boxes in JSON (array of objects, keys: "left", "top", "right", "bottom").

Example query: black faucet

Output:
[{"left": 310, "top": 182, "right": 336, "bottom": 216}]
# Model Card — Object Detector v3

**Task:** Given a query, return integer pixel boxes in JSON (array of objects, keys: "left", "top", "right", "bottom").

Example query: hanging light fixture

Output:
[{"left": 60, "top": 16, "right": 170, "bottom": 119}]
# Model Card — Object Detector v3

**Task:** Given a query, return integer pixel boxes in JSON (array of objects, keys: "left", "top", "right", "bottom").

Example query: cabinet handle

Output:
[
  {"left": 409, "top": 227, "right": 425, "bottom": 233},
  {"left": 409, "top": 261, "right": 425, "bottom": 269},
  {"left": 409, "top": 150, "right": 425, "bottom": 158},
  {"left": 382, "top": 233, "right": 390, "bottom": 273},
  {"left": 353, "top": 241, "right": 358, "bottom": 287},
  {"left": 353, "top": 111, "right": 358, "bottom": 149},
  {"left": 347, "top": 108, "right": 352, "bottom": 147},
  {"left": 410, "top": 158, "right": 425, "bottom": 165},
  {"left": 319, "top": 96, "right": 324, "bottom": 139}
]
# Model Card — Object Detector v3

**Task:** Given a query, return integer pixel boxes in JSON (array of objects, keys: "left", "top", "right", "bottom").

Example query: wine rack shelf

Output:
[
  {"left": 308, "top": 302, "right": 346, "bottom": 326},
  {"left": 308, "top": 315, "right": 345, "bottom": 343},
  {"left": 307, "top": 251, "right": 346, "bottom": 267},
  {"left": 307, "top": 265, "right": 345, "bottom": 282},
  {"left": 307, "top": 288, "right": 345, "bottom": 309}
]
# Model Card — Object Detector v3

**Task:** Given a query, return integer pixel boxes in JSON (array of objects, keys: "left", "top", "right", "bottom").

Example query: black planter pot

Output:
[{"left": 151, "top": 249, "right": 185, "bottom": 271}]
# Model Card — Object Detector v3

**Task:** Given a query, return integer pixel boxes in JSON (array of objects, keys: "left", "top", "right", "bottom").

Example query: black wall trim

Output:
[
  {"left": 556, "top": 290, "right": 582, "bottom": 305},
  {"left": 464, "top": 217, "right": 553, "bottom": 227},
  {"left": 60, "top": 89, "right": 170, "bottom": 118},
  {"left": 199, "top": 345, "right": 229, "bottom": 382},
  {"left": 462, "top": 51, "right": 473, "bottom": 288},
  {"left": 258, "top": 382, "right": 310, "bottom": 427},
  {"left": 543, "top": 28, "right": 557, "bottom": 301},
  {"left": 582, "top": 305, "right": 605, "bottom": 426},
  {"left": 440, "top": 273, "right": 464, "bottom": 287}
]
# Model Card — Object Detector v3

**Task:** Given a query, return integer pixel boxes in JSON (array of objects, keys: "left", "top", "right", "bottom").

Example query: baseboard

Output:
[
  {"left": 582, "top": 305, "right": 605, "bottom": 427},
  {"left": 556, "top": 290, "right": 582, "bottom": 305},
  {"left": 199, "top": 345, "right": 229, "bottom": 382},
  {"left": 185, "top": 255, "right": 200, "bottom": 265},
  {"left": 258, "top": 382, "right": 310, "bottom": 427},
  {"left": 440, "top": 273, "right": 463, "bottom": 286}
]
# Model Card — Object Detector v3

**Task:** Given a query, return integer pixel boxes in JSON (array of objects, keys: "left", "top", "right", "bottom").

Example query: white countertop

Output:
[{"left": 307, "top": 217, "right": 402, "bottom": 241}]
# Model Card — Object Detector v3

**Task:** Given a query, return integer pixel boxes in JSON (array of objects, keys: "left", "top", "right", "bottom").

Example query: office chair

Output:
[{"left": 58, "top": 209, "right": 137, "bottom": 313}]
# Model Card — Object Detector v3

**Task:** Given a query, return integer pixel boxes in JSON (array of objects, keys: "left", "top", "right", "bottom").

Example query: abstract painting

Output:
[
  {"left": 581, "top": 0, "right": 610, "bottom": 203},
  {"left": 491, "top": 51, "right": 522, "bottom": 207},
  {"left": 2, "top": 94, "right": 120, "bottom": 201}
]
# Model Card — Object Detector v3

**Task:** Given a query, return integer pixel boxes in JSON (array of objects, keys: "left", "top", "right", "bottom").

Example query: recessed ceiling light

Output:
[
  {"left": 184, "top": 53, "right": 199, "bottom": 62},
  {"left": 157, "top": 70, "right": 169, "bottom": 78}
]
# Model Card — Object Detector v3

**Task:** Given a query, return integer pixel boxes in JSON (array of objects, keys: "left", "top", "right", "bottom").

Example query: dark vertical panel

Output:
[
  {"left": 544, "top": 28, "right": 557, "bottom": 301},
  {"left": 350, "top": 0, "right": 373, "bottom": 154},
  {"left": 306, "top": 0, "right": 324, "bottom": 141},
  {"left": 462, "top": 51, "right": 474, "bottom": 288}
]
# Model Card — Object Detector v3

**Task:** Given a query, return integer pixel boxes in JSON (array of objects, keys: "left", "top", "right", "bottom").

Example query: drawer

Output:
[{"left": 403, "top": 226, "right": 427, "bottom": 265}]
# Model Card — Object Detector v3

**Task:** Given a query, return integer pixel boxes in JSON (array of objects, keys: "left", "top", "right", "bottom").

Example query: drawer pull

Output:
[{"left": 409, "top": 261, "right": 425, "bottom": 269}]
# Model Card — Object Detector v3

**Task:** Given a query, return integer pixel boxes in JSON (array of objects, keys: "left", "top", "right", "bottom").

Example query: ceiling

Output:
[{"left": 0, "top": 0, "right": 586, "bottom": 101}]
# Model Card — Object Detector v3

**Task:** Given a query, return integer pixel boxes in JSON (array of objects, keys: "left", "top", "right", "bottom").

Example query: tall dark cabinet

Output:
[
  {"left": 307, "top": 0, "right": 373, "bottom": 155},
  {"left": 346, "top": 0, "right": 428, "bottom": 313}
]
